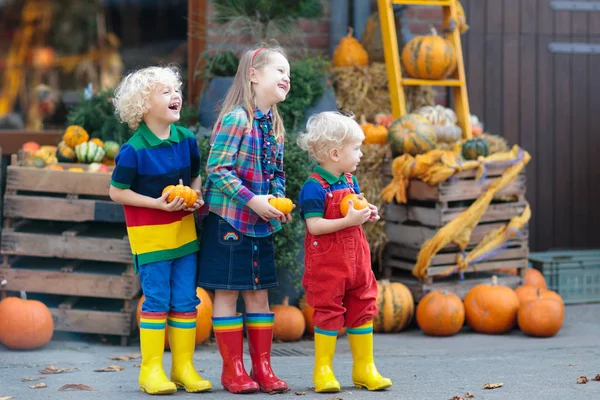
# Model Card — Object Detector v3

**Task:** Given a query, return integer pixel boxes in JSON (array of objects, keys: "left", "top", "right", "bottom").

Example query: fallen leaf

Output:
[
  {"left": 108, "top": 353, "right": 141, "bottom": 361},
  {"left": 294, "top": 392, "right": 306, "bottom": 396},
  {"left": 568, "top": 363, "right": 582, "bottom": 367},
  {"left": 28, "top": 383, "right": 47, "bottom": 389},
  {"left": 39, "top": 365, "right": 78, "bottom": 374},
  {"left": 577, "top": 376, "right": 588, "bottom": 384},
  {"left": 449, "top": 397, "right": 465, "bottom": 400},
  {"left": 21, "top": 376, "right": 45, "bottom": 382},
  {"left": 0, "top": 396, "right": 14, "bottom": 400},
  {"left": 483, "top": 382, "right": 503, "bottom": 390},
  {"left": 466, "top": 392, "right": 475, "bottom": 398},
  {"left": 198, "top": 368, "right": 205, "bottom": 373},
  {"left": 94, "top": 365, "right": 124, "bottom": 372},
  {"left": 133, "top": 364, "right": 141, "bottom": 368},
  {"left": 326, "top": 398, "right": 343, "bottom": 400},
  {"left": 58, "top": 384, "right": 95, "bottom": 391},
  {"left": 593, "top": 374, "right": 600, "bottom": 382}
]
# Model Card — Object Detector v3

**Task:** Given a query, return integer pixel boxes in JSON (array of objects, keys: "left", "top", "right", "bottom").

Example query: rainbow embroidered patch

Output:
[{"left": 223, "top": 232, "right": 239, "bottom": 241}]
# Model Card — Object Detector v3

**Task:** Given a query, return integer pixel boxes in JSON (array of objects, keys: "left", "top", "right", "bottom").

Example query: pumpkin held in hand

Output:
[
  {"left": 339, "top": 193, "right": 369, "bottom": 217},
  {"left": 463, "top": 275, "right": 520, "bottom": 334},
  {"left": 373, "top": 280, "right": 414, "bottom": 333},
  {"left": 136, "top": 288, "right": 213, "bottom": 349},
  {"left": 162, "top": 180, "right": 199, "bottom": 208},
  {"left": 269, "top": 197, "right": 294, "bottom": 214},
  {"left": 517, "top": 289, "right": 564, "bottom": 338},
  {"left": 271, "top": 296, "right": 305, "bottom": 342},
  {"left": 401, "top": 27, "right": 457, "bottom": 80},
  {"left": 0, "top": 292, "right": 54, "bottom": 350},
  {"left": 416, "top": 290, "right": 465, "bottom": 336}
]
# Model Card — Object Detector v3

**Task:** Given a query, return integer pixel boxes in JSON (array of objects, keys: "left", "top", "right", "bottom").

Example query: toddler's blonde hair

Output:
[
  {"left": 113, "top": 65, "right": 182, "bottom": 130},
  {"left": 297, "top": 111, "right": 365, "bottom": 162}
]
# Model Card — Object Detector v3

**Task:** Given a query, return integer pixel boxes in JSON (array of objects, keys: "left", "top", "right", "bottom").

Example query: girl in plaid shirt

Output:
[{"left": 197, "top": 44, "right": 292, "bottom": 394}]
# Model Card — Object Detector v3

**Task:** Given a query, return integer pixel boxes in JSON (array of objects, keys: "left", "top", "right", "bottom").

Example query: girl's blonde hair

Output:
[
  {"left": 113, "top": 65, "right": 182, "bottom": 130},
  {"left": 297, "top": 111, "right": 365, "bottom": 162},
  {"left": 212, "top": 43, "right": 288, "bottom": 142}
]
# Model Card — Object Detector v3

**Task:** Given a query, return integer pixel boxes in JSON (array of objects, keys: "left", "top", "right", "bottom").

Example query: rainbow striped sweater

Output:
[{"left": 110, "top": 122, "right": 201, "bottom": 268}]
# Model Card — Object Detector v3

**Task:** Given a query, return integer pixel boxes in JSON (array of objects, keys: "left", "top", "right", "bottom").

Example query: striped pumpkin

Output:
[
  {"left": 401, "top": 28, "right": 457, "bottom": 80},
  {"left": 373, "top": 280, "right": 414, "bottom": 333},
  {"left": 388, "top": 114, "right": 437, "bottom": 157}
]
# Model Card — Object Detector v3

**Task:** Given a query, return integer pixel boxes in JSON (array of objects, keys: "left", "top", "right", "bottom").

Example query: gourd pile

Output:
[{"left": 18, "top": 125, "right": 120, "bottom": 173}]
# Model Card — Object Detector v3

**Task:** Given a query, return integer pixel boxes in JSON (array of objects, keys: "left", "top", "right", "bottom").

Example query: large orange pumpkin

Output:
[
  {"left": 523, "top": 268, "right": 547, "bottom": 289},
  {"left": 416, "top": 290, "right": 464, "bottom": 336},
  {"left": 271, "top": 296, "right": 305, "bottom": 342},
  {"left": 401, "top": 28, "right": 457, "bottom": 80},
  {"left": 0, "top": 292, "right": 54, "bottom": 350},
  {"left": 514, "top": 285, "right": 563, "bottom": 309},
  {"left": 463, "top": 275, "right": 520, "bottom": 334},
  {"left": 373, "top": 280, "right": 414, "bottom": 333},
  {"left": 517, "top": 292, "right": 564, "bottom": 338},
  {"left": 162, "top": 181, "right": 199, "bottom": 208},
  {"left": 136, "top": 288, "right": 213, "bottom": 349},
  {"left": 298, "top": 294, "right": 345, "bottom": 337},
  {"left": 339, "top": 193, "right": 369, "bottom": 217}
]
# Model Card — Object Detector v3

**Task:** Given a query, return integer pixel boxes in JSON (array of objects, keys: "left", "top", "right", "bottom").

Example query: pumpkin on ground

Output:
[
  {"left": 332, "top": 27, "right": 369, "bottom": 67},
  {"left": 461, "top": 137, "right": 489, "bottom": 160},
  {"left": 517, "top": 290, "right": 564, "bottom": 338},
  {"left": 271, "top": 296, "right": 305, "bottom": 342},
  {"left": 416, "top": 290, "right": 464, "bottom": 336},
  {"left": 339, "top": 193, "right": 369, "bottom": 217},
  {"left": 514, "top": 285, "right": 563, "bottom": 308},
  {"left": 75, "top": 141, "right": 106, "bottom": 163},
  {"left": 0, "top": 292, "right": 54, "bottom": 350},
  {"left": 62, "top": 125, "right": 89, "bottom": 148},
  {"left": 269, "top": 197, "right": 294, "bottom": 214},
  {"left": 373, "top": 280, "right": 414, "bottom": 333},
  {"left": 523, "top": 268, "right": 547, "bottom": 289},
  {"left": 298, "top": 294, "right": 346, "bottom": 337},
  {"left": 463, "top": 275, "right": 520, "bottom": 334},
  {"left": 387, "top": 114, "right": 437, "bottom": 157},
  {"left": 401, "top": 28, "right": 457, "bottom": 80},
  {"left": 162, "top": 181, "right": 199, "bottom": 208},
  {"left": 360, "top": 115, "right": 388, "bottom": 145},
  {"left": 136, "top": 288, "right": 213, "bottom": 350}
]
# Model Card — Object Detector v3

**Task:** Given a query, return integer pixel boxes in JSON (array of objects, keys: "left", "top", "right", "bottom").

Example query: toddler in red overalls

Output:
[{"left": 297, "top": 112, "right": 392, "bottom": 393}]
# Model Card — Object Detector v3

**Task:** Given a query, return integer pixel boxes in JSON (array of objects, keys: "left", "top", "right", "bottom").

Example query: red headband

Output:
[{"left": 251, "top": 48, "right": 266, "bottom": 64}]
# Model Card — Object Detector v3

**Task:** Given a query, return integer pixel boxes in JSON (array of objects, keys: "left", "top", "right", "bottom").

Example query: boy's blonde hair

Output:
[
  {"left": 113, "top": 65, "right": 182, "bottom": 130},
  {"left": 213, "top": 42, "right": 287, "bottom": 142},
  {"left": 297, "top": 111, "right": 365, "bottom": 162}
]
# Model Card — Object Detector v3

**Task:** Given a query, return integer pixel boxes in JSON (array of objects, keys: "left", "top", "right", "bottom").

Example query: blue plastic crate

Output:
[{"left": 529, "top": 250, "right": 600, "bottom": 304}]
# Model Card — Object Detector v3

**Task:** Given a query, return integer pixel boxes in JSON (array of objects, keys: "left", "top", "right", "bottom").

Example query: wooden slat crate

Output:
[
  {"left": 381, "top": 160, "right": 529, "bottom": 298},
  {"left": 0, "top": 157, "right": 138, "bottom": 344}
]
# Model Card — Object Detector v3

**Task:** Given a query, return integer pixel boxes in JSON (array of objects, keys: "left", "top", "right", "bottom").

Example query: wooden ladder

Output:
[{"left": 377, "top": 0, "right": 472, "bottom": 139}]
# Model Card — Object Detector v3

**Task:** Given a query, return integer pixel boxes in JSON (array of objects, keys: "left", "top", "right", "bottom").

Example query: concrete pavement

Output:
[{"left": 1, "top": 303, "right": 599, "bottom": 400}]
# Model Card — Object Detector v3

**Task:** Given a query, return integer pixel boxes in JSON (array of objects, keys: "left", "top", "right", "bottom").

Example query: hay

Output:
[
  {"left": 332, "top": 62, "right": 434, "bottom": 121},
  {"left": 355, "top": 143, "right": 392, "bottom": 271}
]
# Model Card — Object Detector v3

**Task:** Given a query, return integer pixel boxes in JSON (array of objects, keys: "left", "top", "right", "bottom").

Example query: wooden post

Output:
[{"left": 187, "top": 0, "right": 207, "bottom": 105}]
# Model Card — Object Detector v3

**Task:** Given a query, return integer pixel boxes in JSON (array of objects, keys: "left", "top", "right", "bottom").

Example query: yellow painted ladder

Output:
[{"left": 377, "top": 0, "right": 472, "bottom": 139}]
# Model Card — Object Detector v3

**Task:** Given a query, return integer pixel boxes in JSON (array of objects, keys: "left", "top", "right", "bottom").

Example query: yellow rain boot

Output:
[
  {"left": 168, "top": 312, "right": 212, "bottom": 392},
  {"left": 139, "top": 312, "right": 177, "bottom": 395},
  {"left": 347, "top": 322, "right": 392, "bottom": 391},
  {"left": 313, "top": 328, "right": 340, "bottom": 393}
]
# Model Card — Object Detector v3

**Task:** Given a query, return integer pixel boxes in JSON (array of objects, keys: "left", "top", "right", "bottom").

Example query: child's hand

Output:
[
  {"left": 183, "top": 190, "right": 204, "bottom": 212},
  {"left": 368, "top": 203, "right": 380, "bottom": 222},
  {"left": 155, "top": 190, "right": 186, "bottom": 212},
  {"left": 247, "top": 195, "right": 285, "bottom": 222},
  {"left": 276, "top": 204, "right": 296, "bottom": 223},
  {"left": 344, "top": 200, "right": 371, "bottom": 226}
]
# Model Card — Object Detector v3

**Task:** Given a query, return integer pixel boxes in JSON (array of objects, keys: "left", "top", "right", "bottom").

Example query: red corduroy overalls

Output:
[{"left": 302, "top": 172, "right": 378, "bottom": 331}]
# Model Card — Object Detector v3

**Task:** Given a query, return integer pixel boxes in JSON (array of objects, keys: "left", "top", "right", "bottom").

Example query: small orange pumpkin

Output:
[
  {"left": 332, "top": 27, "right": 369, "bottom": 67},
  {"left": 523, "top": 268, "right": 547, "bottom": 289},
  {"left": 360, "top": 115, "right": 388, "bottom": 145},
  {"left": 0, "top": 292, "right": 54, "bottom": 350},
  {"left": 269, "top": 197, "right": 294, "bottom": 214},
  {"left": 162, "top": 180, "right": 199, "bottom": 208},
  {"left": 339, "top": 193, "right": 369, "bottom": 217},
  {"left": 463, "top": 275, "right": 520, "bottom": 334},
  {"left": 416, "top": 290, "right": 464, "bottom": 336},
  {"left": 515, "top": 285, "right": 563, "bottom": 308},
  {"left": 136, "top": 288, "right": 213, "bottom": 349},
  {"left": 62, "top": 125, "right": 89, "bottom": 148},
  {"left": 44, "top": 164, "right": 64, "bottom": 171},
  {"left": 271, "top": 296, "right": 305, "bottom": 342},
  {"left": 21, "top": 141, "right": 41, "bottom": 155},
  {"left": 517, "top": 291, "right": 564, "bottom": 338},
  {"left": 30, "top": 46, "right": 56, "bottom": 70}
]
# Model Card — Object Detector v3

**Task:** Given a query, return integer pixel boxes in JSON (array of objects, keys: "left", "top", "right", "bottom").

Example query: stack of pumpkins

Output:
[{"left": 57, "top": 125, "right": 120, "bottom": 168}]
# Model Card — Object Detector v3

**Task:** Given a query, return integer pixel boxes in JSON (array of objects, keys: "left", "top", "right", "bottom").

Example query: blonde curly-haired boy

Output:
[{"left": 109, "top": 65, "right": 211, "bottom": 395}]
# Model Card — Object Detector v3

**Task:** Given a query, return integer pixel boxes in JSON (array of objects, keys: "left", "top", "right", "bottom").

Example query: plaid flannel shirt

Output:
[{"left": 202, "top": 105, "right": 285, "bottom": 237}]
